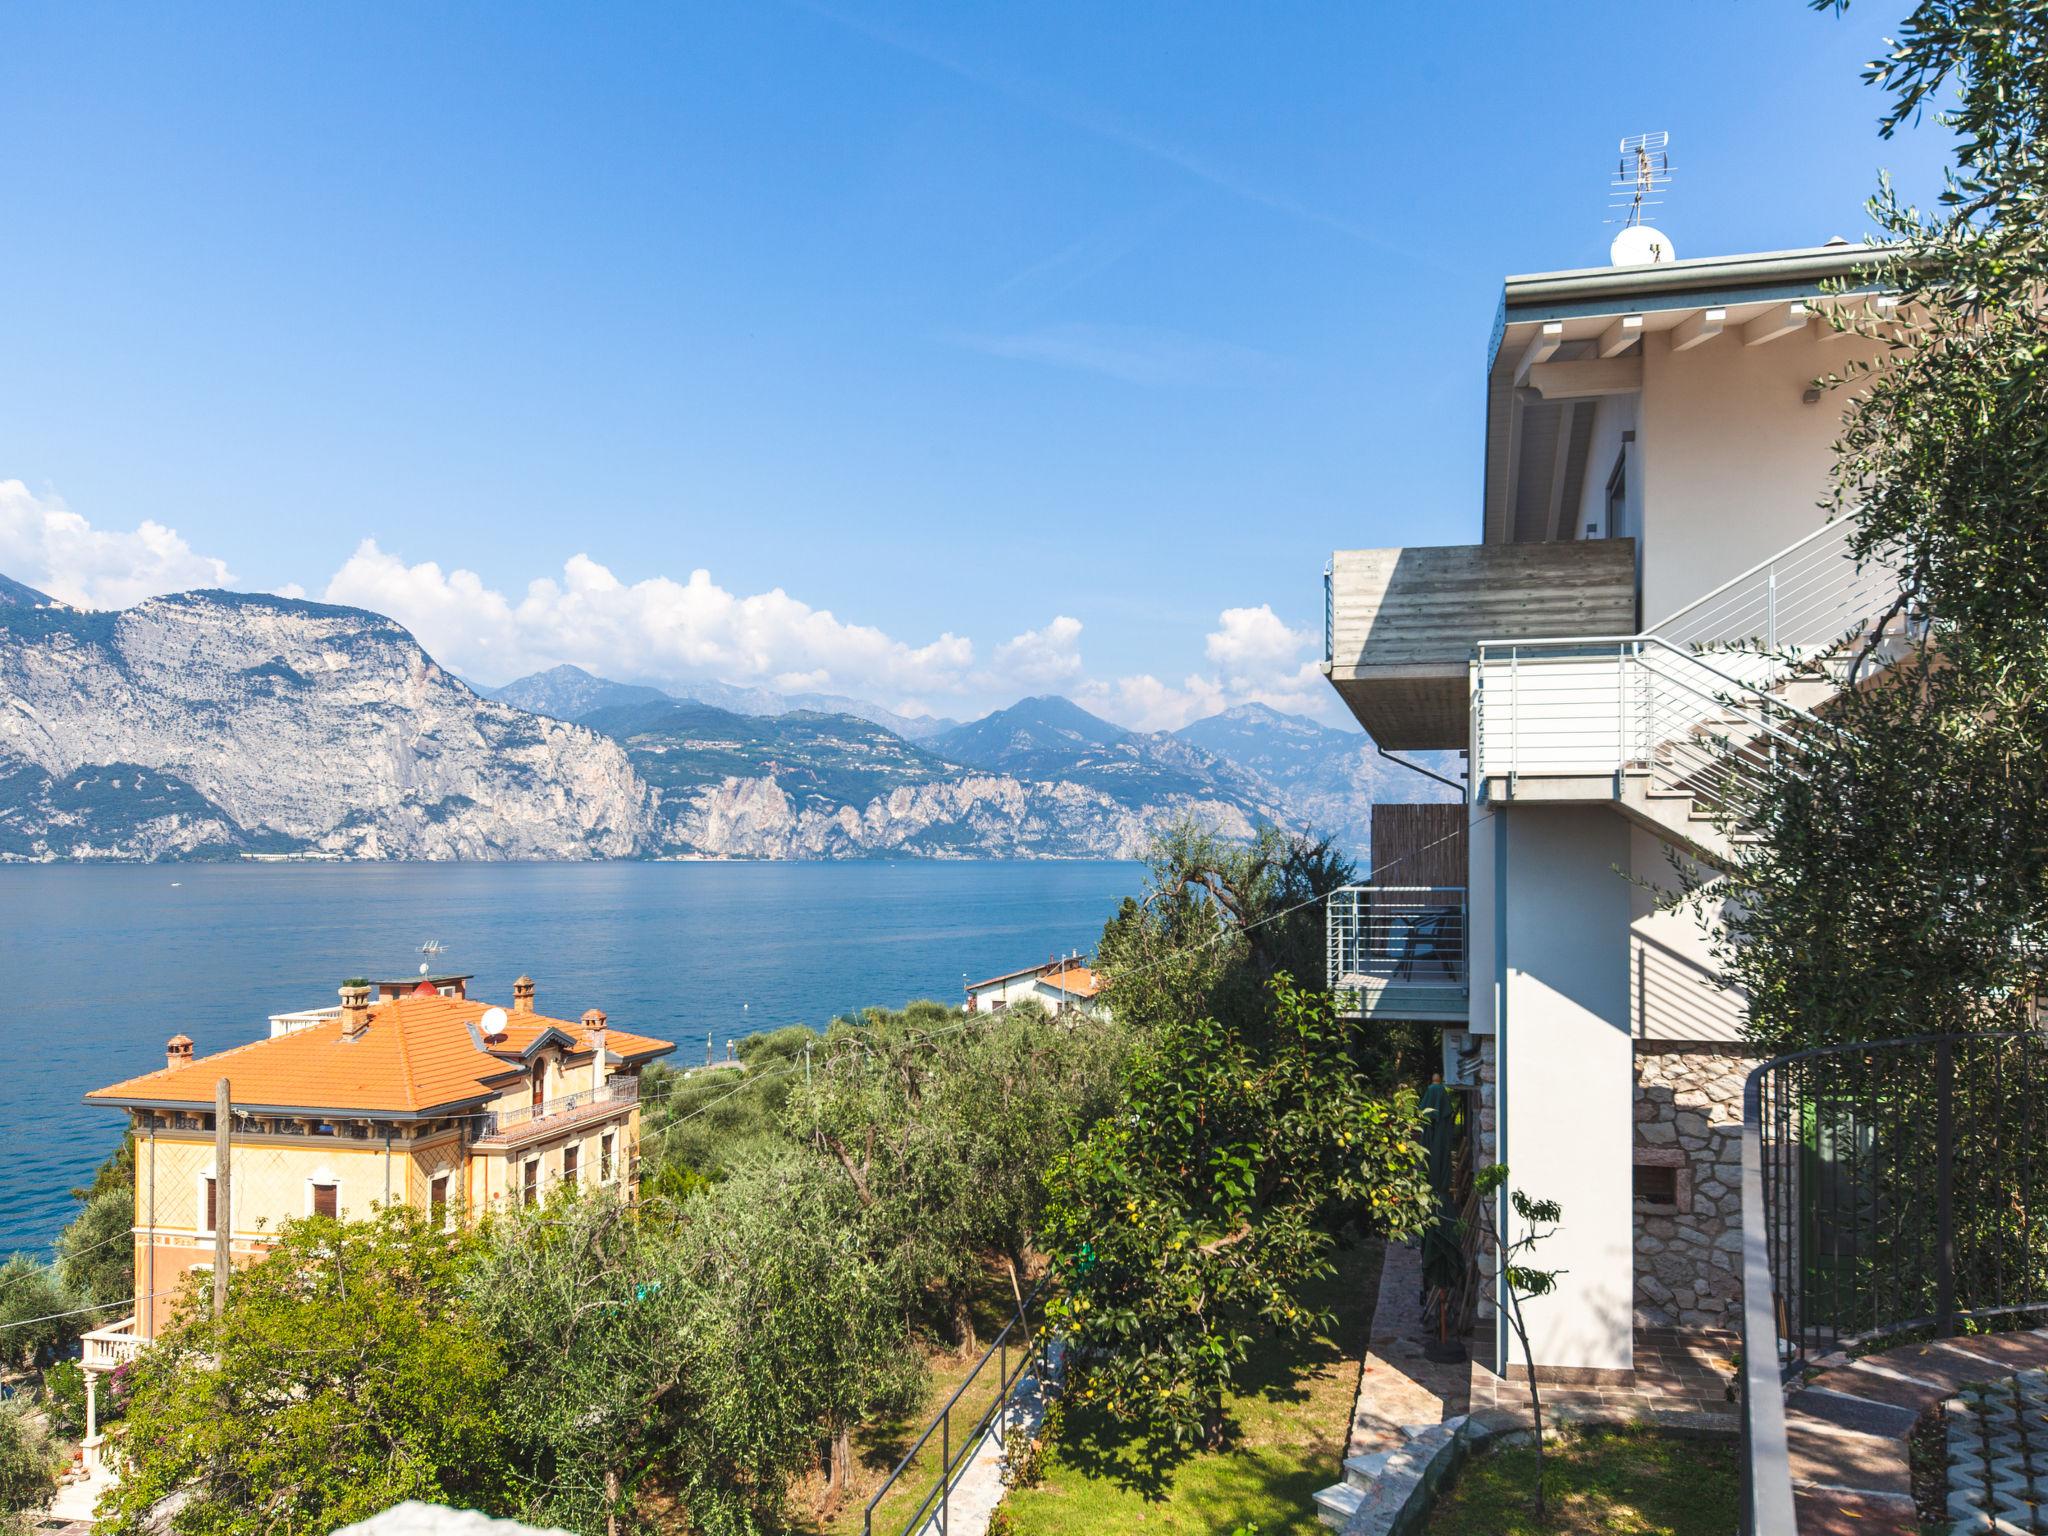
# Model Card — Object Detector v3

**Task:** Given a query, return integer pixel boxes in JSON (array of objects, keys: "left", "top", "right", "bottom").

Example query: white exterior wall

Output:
[
  {"left": 1627, "top": 827, "right": 1747, "bottom": 1043},
  {"left": 1494, "top": 804, "right": 1635, "bottom": 1374},
  {"left": 1634, "top": 324, "right": 1861, "bottom": 626}
]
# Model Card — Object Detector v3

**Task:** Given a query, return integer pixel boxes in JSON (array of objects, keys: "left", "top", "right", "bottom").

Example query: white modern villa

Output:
[{"left": 1321, "top": 235, "right": 1904, "bottom": 1386}]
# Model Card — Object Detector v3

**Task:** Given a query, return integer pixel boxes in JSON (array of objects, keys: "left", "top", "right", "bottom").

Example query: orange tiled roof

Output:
[
  {"left": 86, "top": 995, "right": 673, "bottom": 1116},
  {"left": 1040, "top": 960, "right": 1101, "bottom": 999},
  {"left": 966, "top": 957, "right": 1102, "bottom": 999}
]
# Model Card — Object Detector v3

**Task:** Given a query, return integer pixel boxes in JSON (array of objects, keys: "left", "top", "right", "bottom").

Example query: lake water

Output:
[{"left": 0, "top": 860, "right": 1145, "bottom": 1257}]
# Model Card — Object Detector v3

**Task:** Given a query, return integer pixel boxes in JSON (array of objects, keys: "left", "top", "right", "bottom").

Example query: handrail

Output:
[
  {"left": 1645, "top": 517, "right": 1866, "bottom": 638},
  {"left": 863, "top": 1278, "right": 1053, "bottom": 1536}
]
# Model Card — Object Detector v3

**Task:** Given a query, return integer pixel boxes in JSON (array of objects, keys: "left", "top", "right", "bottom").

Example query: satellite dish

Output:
[
  {"left": 419, "top": 962, "right": 430, "bottom": 976},
  {"left": 1610, "top": 224, "right": 1675, "bottom": 267},
  {"left": 480, "top": 1007, "right": 509, "bottom": 1038}
]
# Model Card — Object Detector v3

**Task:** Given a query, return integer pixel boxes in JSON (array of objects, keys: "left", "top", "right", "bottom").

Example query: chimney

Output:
[
  {"left": 165, "top": 1034, "right": 194, "bottom": 1071},
  {"left": 339, "top": 982, "right": 372, "bottom": 1042},
  {"left": 583, "top": 1009, "right": 609, "bottom": 1090},
  {"left": 512, "top": 975, "right": 536, "bottom": 1014}
]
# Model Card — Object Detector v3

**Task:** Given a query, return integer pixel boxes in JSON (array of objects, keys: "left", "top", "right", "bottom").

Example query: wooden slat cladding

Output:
[
  {"left": 1328, "top": 540, "right": 1638, "bottom": 669},
  {"left": 1324, "top": 539, "right": 1638, "bottom": 751},
  {"left": 1371, "top": 803, "right": 1467, "bottom": 886}
]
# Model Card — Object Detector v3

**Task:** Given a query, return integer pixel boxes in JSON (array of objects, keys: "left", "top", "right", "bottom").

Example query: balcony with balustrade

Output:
[
  {"left": 1327, "top": 885, "right": 1468, "bottom": 1023},
  {"left": 470, "top": 1074, "right": 641, "bottom": 1151}
]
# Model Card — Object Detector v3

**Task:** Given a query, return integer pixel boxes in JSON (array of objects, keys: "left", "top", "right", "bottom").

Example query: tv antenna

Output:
[
  {"left": 420, "top": 938, "right": 447, "bottom": 958},
  {"left": 1608, "top": 132, "right": 1672, "bottom": 227}
]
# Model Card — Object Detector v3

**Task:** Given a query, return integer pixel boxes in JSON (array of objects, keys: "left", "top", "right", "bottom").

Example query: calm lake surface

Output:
[{"left": 0, "top": 859, "right": 1144, "bottom": 1256}]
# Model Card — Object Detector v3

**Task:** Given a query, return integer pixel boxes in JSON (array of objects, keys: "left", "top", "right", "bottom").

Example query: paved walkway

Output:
[
  {"left": 1466, "top": 1325, "right": 1738, "bottom": 1433},
  {"left": 1780, "top": 1327, "right": 2048, "bottom": 1534},
  {"left": 910, "top": 1342, "right": 1063, "bottom": 1536}
]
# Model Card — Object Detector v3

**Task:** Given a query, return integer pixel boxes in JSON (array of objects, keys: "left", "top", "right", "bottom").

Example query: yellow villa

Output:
[{"left": 78, "top": 972, "right": 674, "bottom": 1414}]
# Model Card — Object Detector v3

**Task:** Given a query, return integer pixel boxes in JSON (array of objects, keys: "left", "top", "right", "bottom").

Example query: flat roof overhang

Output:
[
  {"left": 1325, "top": 539, "right": 1638, "bottom": 751},
  {"left": 1482, "top": 243, "right": 1905, "bottom": 545}
]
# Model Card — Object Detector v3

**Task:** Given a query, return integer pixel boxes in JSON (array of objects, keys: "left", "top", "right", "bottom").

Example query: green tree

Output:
[
  {"left": 784, "top": 1001, "right": 1127, "bottom": 1351},
  {"left": 1040, "top": 977, "right": 1433, "bottom": 1457},
  {"left": 40, "top": 1359, "right": 87, "bottom": 1442},
  {"left": 1470, "top": 1168, "right": 1565, "bottom": 1522},
  {"left": 1097, "top": 823, "right": 1432, "bottom": 1086},
  {"left": 101, "top": 1206, "right": 511, "bottom": 1536},
  {"left": 638, "top": 1025, "right": 816, "bottom": 1192},
  {"left": 1715, "top": 2, "right": 2048, "bottom": 1051},
  {"left": 674, "top": 1154, "right": 926, "bottom": 1535},
  {"left": 468, "top": 1187, "right": 699, "bottom": 1536},
  {"left": 57, "top": 1134, "right": 135, "bottom": 1309},
  {"left": 0, "top": 1401, "right": 60, "bottom": 1534},
  {"left": 0, "top": 1258, "right": 72, "bottom": 1370}
]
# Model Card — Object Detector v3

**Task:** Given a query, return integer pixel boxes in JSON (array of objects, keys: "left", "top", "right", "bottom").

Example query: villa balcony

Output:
[
  {"left": 82, "top": 1315, "right": 143, "bottom": 1373},
  {"left": 1327, "top": 885, "right": 1468, "bottom": 1023},
  {"left": 1323, "top": 540, "right": 1638, "bottom": 751},
  {"left": 472, "top": 1076, "right": 640, "bottom": 1150}
]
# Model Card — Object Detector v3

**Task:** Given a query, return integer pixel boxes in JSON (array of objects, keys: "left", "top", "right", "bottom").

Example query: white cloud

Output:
[
  {"left": 1080, "top": 603, "right": 1336, "bottom": 732},
  {"left": 989, "top": 615, "right": 1084, "bottom": 688},
  {"left": 0, "top": 480, "right": 232, "bottom": 610},
  {"left": 324, "top": 540, "right": 991, "bottom": 703}
]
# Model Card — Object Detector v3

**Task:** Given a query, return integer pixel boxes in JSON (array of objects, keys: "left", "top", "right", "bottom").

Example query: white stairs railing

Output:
[{"left": 1474, "top": 517, "right": 1906, "bottom": 864}]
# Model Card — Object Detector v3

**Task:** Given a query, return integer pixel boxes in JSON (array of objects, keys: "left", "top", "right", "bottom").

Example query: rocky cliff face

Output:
[
  {"left": 0, "top": 581, "right": 1438, "bottom": 864},
  {"left": 0, "top": 590, "right": 655, "bottom": 860}
]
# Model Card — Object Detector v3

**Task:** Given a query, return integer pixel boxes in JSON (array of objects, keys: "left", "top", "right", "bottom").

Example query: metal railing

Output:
[
  {"left": 478, "top": 1076, "right": 639, "bottom": 1139},
  {"left": 1327, "top": 886, "right": 1468, "bottom": 1019},
  {"left": 1323, "top": 560, "right": 1335, "bottom": 667},
  {"left": 864, "top": 1282, "right": 1052, "bottom": 1536},
  {"left": 1647, "top": 515, "right": 1898, "bottom": 661},
  {"left": 1473, "top": 634, "right": 1825, "bottom": 816},
  {"left": 1739, "top": 1030, "right": 2048, "bottom": 1533}
]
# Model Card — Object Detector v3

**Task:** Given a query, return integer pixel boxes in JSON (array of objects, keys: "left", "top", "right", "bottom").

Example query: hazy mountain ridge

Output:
[
  {"left": 0, "top": 580, "right": 1451, "bottom": 863},
  {"left": 484, "top": 662, "right": 957, "bottom": 742}
]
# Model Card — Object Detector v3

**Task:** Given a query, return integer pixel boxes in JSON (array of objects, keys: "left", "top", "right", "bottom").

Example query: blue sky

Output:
[{"left": 0, "top": 2, "right": 1953, "bottom": 727}]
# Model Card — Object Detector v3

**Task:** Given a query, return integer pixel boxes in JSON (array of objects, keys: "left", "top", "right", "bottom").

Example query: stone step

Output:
[
  {"left": 1343, "top": 1448, "right": 1395, "bottom": 1489},
  {"left": 1313, "top": 1479, "right": 1365, "bottom": 1529}
]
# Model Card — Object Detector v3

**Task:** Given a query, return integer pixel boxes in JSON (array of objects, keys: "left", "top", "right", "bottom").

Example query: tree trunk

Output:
[
  {"left": 953, "top": 1291, "right": 978, "bottom": 1354},
  {"left": 831, "top": 1425, "right": 852, "bottom": 1492}
]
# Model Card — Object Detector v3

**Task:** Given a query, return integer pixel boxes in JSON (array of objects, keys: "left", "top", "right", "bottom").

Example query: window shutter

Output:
[{"left": 313, "top": 1183, "right": 339, "bottom": 1219}]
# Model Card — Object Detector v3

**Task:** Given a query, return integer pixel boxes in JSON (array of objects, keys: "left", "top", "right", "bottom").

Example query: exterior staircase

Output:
[{"left": 1475, "top": 517, "right": 1907, "bottom": 871}]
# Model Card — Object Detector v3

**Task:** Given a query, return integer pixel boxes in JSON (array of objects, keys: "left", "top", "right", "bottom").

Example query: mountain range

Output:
[{"left": 0, "top": 575, "right": 1456, "bottom": 862}]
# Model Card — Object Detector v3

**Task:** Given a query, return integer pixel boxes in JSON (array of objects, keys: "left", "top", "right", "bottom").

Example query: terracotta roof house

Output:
[
  {"left": 79, "top": 973, "right": 674, "bottom": 1414},
  {"left": 964, "top": 954, "right": 1104, "bottom": 1018}
]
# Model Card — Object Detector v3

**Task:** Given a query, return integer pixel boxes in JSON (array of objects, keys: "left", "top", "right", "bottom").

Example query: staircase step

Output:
[
  {"left": 1343, "top": 1448, "right": 1395, "bottom": 1488},
  {"left": 1314, "top": 1480, "right": 1365, "bottom": 1529}
]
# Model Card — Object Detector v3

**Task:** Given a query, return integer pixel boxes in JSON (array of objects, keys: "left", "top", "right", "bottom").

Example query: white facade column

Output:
[{"left": 1494, "top": 804, "right": 1636, "bottom": 1376}]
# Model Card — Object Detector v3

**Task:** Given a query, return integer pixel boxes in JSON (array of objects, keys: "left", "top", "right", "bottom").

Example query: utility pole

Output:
[{"left": 213, "top": 1077, "right": 231, "bottom": 1321}]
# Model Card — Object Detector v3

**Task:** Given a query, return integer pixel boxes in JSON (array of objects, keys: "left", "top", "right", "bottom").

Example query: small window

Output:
[
  {"left": 311, "top": 1182, "right": 339, "bottom": 1220},
  {"left": 522, "top": 1160, "right": 539, "bottom": 1207},
  {"left": 1634, "top": 1163, "right": 1679, "bottom": 1207},
  {"left": 600, "top": 1133, "right": 615, "bottom": 1182},
  {"left": 203, "top": 1175, "right": 218, "bottom": 1232},
  {"left": 430, "top": 1174, "right": 450, "bottom": 1224},
  {"left": 563, "top": 1145, "right": 580, "bottom": 1186}
]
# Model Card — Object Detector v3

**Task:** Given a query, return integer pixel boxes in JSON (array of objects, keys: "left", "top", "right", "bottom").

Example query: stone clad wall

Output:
[{"left": 1633, "top": 1045, "right": 1752, "bottom": 1332}]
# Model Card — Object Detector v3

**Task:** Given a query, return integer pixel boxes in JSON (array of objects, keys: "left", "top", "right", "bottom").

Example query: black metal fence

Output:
[
  {"left": 863, "top": 1281, "right": 1053, "bottom": 1536},
  {"left": 1740, "top": 1028, "right": 2048, "bottom": 1533}
]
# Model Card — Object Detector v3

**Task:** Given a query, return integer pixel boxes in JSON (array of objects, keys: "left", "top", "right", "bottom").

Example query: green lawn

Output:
[
  {"left": 1000, "top": 1241, "right": 1382, "bottom": 1536},
  {"left": 1423, "top": 1424, "right": 1741, "bottom": 1536}
]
